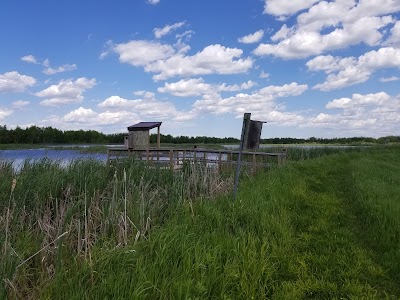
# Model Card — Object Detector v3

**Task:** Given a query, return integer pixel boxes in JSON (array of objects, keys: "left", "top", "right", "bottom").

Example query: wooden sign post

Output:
[{"left": 233, "top": 113, "right": 251, "bottom": 199}]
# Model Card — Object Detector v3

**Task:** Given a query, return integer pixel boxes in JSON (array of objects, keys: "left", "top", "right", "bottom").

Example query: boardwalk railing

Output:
[{"left": 107, "top": 147, "right": 286, "bottom": 172}]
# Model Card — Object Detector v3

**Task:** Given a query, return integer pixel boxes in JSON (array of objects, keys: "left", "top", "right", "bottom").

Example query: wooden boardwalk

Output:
[{"left": 107, "top": 147, "right": 286, "bottom": 172}]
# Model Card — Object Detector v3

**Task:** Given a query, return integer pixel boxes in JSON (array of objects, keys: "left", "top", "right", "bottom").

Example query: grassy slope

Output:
[{"left": 18, "top": 148, "right": 400, "bottom": 298}]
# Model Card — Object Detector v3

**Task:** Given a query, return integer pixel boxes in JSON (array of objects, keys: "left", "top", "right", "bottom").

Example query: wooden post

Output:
[
  {"left": 157, "top": 126, "right": 160, "bottom": 149},
  {"left": 233, "top": 113, "right": 251, "bottom": 199},
  {"left": 157, "top": 126, "right": 160, "bottom": 162},
  {"left": 169, "top": 149, "right": 173, "bottom": 172},
  {"left": 218, "top": 152, "right": 222, "bottom": 173},
  {"left": 175, "top": 150, "right": 179, "bottom": 166},
  {"left": 282, "top": 148, "right": 287, "bottom": 165},
  {"left": 253, "top": 152, "right": 256, "bottom": 173}
]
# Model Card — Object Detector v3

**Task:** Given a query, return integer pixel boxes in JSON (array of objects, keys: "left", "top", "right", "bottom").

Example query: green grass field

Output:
[{"left": 1, "top": 146, "right": 400, "bottom": 299}]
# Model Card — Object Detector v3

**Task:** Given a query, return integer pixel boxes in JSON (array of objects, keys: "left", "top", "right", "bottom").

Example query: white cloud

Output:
[
  {"left": 238, "top": 30, "right": 264, "bottom": 44},
  {"left": 42, "top": 59, "right": 50, "bottom": 67},
  {"left": 264, "top": 0, "right": 320, "bottom": 18},
  {"left": 12, "top": 100, "right": 30, "bottom": 108},
  {"left": 43, "top": 64, "right": 77, "bottom": 75},
  {"left": 307, "top": 47, "right": 400, "bottom": 90},
  {"left": 379, "top": 76, "right": 400, "bottom": 82},
  {"left": 147, "top": 0, "right": 160, "bottom": 5},
  {"left": 259, "top": 71, "right": 270, "bottom": 79},
  {"left": 158, "top": 78, "right": 256, "bottom": 97},
  {"left": 21, "top": 55, "right": 39, "bottom": 64},
  {"left": 146, "top": 44, "right": 253, "bottom": 80},
  {"left": 307, "top": 91, "right": 400, "bottom": 136},
  {"left": 193, "top": 82, "right": 308, "bottom": 125},
  {"left": 64, "top": 107, "right": 97, "bottom": 122},
  {"left": 0, "top": 108, "right": 13, "bottom": 121},
  {"left": 111, "top": 41, "right": 253, "bottom": 81},
  {"left": 154, "top": 21, "right": 185, "bottom": 39},
  {"left": 0, "top": 71, "right": 36, "bottom": 93},
  {"left": 113, "top": 40, "right": 176, "bottom": 66},
  {"left": 176, "top": 30, "right": 194, "bottom": 40},
  {"left": 133, "top": 90, "right": 155, "bottom": 99},
  {"left": 326, "top": 92, "right": 391, "bottom": 109},
  {"left": 64, "top": 107, "right": 135, "bottom": 125},
  {"left": 98, "top": 95, "right": 196, "bottom": 121},
  {"left": 255, "top": 0, "right": 400, "bottom": 59},
  {"left": 384, "top": 21, "right": 400, "bottom": 47},
  {"left": 36, "top": 77, "right": 96, "bottom": 106}
]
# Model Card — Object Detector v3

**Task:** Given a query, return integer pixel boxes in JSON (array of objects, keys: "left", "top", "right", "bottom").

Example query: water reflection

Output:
[{"left": 0, "top": 149, "right": 108, "bottom": 171}]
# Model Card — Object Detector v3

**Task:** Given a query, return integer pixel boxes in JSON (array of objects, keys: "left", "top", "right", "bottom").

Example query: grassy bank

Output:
[{"left": 1, "top": 147, "right": 400, "bottom": 298}]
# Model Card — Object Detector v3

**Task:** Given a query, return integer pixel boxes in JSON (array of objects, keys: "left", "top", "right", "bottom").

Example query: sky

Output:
[{"left": 1, "top": 0, "right": 400, "bottom": 139}]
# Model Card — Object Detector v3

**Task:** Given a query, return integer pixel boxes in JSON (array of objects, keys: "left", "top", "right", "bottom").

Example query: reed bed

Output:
[{"left": 0, "top": 158, "right": 232, "bottom": 299}]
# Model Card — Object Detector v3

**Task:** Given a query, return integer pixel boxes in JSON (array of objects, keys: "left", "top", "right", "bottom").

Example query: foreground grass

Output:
[
  {"left": 1, "top": 147, "right": 399, "bottom": 298},
  {"left": 34, "top": 147, "right": 400, "bottom": 299}
]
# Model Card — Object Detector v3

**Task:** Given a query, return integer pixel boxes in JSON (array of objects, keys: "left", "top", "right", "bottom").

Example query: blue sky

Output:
[{"left": 1, "top": 0, "right": 400, "bottom": 138}]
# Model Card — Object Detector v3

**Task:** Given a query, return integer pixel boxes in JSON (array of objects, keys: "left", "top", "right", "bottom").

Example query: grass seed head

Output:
[{"left": 11, "top": 178, "right": 17, "bottom": 192}]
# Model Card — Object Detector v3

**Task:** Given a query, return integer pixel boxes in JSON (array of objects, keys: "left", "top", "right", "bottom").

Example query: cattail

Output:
[{"left": 11, "top": 178, "right": 17, "bottom": 193}]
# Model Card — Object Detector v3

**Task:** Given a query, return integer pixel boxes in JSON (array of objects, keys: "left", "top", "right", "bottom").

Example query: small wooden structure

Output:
[
  {"left": 107, "top": 147, "right": 286, "bottom": 173},
  {"left": 109, "top": 118, "right": 286, "bottom": 174},
  {"left": 125, "top": 121, "right": 162, "bottom": 150}
]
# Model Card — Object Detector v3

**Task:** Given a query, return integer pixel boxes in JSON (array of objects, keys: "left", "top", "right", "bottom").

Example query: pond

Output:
[{"left": 0, "top": 148, "right": 108, "bottom": 171}]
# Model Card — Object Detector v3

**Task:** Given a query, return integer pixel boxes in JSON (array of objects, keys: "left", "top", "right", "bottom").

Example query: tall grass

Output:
[
  {"left": 1, "top": 146, "right": 399, "bottom": 298},
  {"left": 260, "top": 145, "right": 367, "bottom": 161},
  {"left": 38, "top": 147, "right": 400, "bottom": 299},
  {"left": 0, "top": 158, "right": 231, "bottom": 299}
]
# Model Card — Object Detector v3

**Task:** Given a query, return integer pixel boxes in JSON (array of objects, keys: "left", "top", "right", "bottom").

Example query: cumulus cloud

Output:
[
  {"left": 326, "top": 92, "right": 391, "bottom": 109},
  {"left": 238, "top": 30, "right": 264, "bottom": 44},
  {"left": 256, "top": 0, "right": 400, "bottom": 59},
  {"left": 154, "top": 21, "right": 185, "bottom": 39},
  {"left": 264, "top": 0, "right": 320, "bottom": 18},
  {"left": 158, "top": 78, "right": 256, "bottom": 97},
  {"left": 383, "top": 21, "right": 400, "bottom": 47},
  {"left": 36, "top": 77, "right": 96, "bottom": 106},
  {"left": 307, "top": 47, "right": 400, "bottom": 90},
  {"left": 63, "top": 106, "right": 134, "bottom": 125},
  {"left": 111, "top": 40, "right": 253, "bottom": 80},
  {"left": 98, "top": 95, "right": 197, "bottom": 121},
  {"left": 146, "top": 44, "right": 253, "bottom": 80},
  {"left": 0, "top": 71, "right": 36, "bottom": 93},
  {"left": 192, "top": 82, "right": 308, "bottom": 125},
  {"left": 147, "top": 0, "right": 160, "bottom": 5},
  {"left": 307, "top": 91, "right": 400, "bottom": 136},
  {"left": 113, "top": 40, "right": 176, "bottom": 66},
  {"left": 21, "top": 55, "right": 39, "bottom": 64}
]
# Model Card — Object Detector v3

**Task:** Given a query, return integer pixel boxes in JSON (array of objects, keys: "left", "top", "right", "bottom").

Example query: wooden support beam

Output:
[{"left": 169, "top": 149, "right": 173, "bottom": 172}]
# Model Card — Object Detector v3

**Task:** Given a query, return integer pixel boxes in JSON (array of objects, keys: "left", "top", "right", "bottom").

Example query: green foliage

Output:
[
  {"left": 2, "top": 124, "right": 399, "bottom": 146},
  {"left": 2, "top": 147, "right": 400, "bottom": 298}
]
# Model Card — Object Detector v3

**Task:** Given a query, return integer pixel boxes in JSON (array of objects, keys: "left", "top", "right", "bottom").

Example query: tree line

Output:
[{"left": 0, "top": 125, "right": 398, "bottom": 145}]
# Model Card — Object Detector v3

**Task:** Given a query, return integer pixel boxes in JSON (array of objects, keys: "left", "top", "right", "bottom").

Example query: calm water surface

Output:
[{"left": 0, "top": 148, "right": 108, "bottom": 171}]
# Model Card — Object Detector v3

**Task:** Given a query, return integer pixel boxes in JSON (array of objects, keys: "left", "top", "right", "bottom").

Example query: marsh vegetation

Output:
[{"left": 1, "top": 146, "right": 399, "bottom": 299}]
